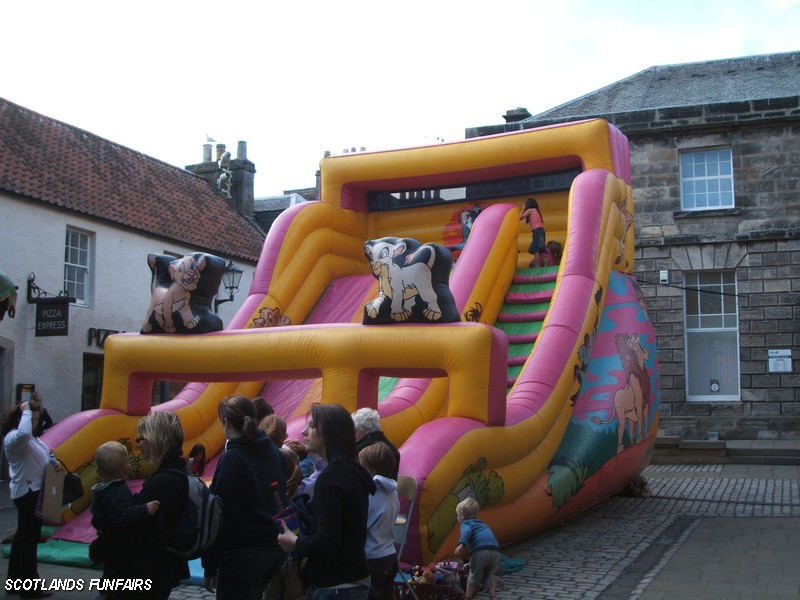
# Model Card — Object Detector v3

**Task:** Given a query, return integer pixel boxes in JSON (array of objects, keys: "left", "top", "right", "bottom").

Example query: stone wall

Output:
[
  {"left": 469, "top": 98, "right": 800, "bottom": 440},
  {"left": 629, "top": 119, "right": 800, "bottom": 440}
]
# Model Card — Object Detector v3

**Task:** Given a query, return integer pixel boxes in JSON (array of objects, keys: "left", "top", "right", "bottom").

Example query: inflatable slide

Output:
[{"left": 42, "top": 118, "right": 659, "bottom": 564}]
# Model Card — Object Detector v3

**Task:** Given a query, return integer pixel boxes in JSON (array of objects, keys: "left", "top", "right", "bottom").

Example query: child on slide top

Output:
[
  {"left": 520, "top": 197, "right": 547, "bottom": 268},
  {"left": 89, "top": 441, "right": 160, "bottom": 597},
  {"left": 454, "top": 497, "right": 501, "bottom": 600}
]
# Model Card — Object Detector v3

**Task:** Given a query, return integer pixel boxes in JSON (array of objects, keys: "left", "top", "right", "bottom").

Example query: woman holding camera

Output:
[{"left": 1, "top": 400, "right": 53, "bottom": 599}]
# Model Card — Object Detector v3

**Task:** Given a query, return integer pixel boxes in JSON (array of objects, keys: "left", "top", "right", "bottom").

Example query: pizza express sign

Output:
[{"left": 35, "top": 299, "right": 70, "bottom": 337}]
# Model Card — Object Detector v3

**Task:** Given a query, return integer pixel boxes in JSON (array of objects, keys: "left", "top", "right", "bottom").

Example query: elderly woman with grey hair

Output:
[{"left": 351, "top": 408, "right": 401, "bottom": 480}]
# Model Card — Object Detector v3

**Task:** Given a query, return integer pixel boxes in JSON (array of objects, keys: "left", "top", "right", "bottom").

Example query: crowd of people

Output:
[{"left": 4, "top": 396, "right": 478, "bottom": 600}]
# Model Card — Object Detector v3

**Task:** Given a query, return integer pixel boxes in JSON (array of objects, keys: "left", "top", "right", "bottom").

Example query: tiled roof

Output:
[
  {"left": 0, "top": 97, "right": 264, "bottom": 263},
  {"left": 284, "top": 187, "right": 318, "bottom": 201},
  {"left": 254, "top": 194, "right": 300, "bottom": 212},
  {"left": 529, "top": 51, "right": 800, "bottom": 120}
]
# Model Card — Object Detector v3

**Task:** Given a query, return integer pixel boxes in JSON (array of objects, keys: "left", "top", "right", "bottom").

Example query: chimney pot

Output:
[
  {"left": 216, "top": 143, "right": 226, "bottom": 161},
  {"left": 237, "top": 141, "right": 247, "bottom": 160},
  {"left": 203, "top": 144, "right": 212, "bottom": 162}
]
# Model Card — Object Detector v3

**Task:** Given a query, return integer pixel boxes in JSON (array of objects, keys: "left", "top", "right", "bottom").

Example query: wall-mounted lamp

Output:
[{"left": 214, "top": 261, "right": 244, "bottom": 313}]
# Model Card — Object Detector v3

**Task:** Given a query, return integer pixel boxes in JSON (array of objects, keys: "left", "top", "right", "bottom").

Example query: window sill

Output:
[
  {"left": 686, "top": 396, "right": 741, "bottom": 403},
  {"left": 674, "top": 208, "right": 742, "bottom": 219}
]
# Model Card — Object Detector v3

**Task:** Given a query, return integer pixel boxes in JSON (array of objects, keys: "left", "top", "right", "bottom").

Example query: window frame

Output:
[
  {"left": 679, "top": 147, "right": 735, "bottom": 211},
  {"left": 683, "top": 270, "right": 740, "bottom": 402},
  {"left": 64, "top": 227, "right": 93, "bottom": 306}
]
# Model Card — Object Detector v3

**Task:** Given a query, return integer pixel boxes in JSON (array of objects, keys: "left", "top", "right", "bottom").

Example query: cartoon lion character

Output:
[
  {"left": 362, "top": 237, "right": 459, "bottom": 324},
  {"left": 251, "top": 305, "right": 291, "bottom": 328},
  {"left": 591, "top": 332, "right": 651, "bottom": 453}
]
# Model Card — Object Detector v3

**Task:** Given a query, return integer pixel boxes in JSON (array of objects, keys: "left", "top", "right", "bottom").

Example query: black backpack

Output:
[{"left": 163, "top": 469, "right": 223, "bottom": 559}]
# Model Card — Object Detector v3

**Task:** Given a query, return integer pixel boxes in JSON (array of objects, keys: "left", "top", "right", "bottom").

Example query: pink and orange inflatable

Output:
[{"left": 44, "top": 118, "right": 658, "bottom": 564}]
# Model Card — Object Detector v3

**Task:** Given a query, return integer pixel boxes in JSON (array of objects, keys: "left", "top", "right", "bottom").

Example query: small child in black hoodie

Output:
[{"left": 89, "top": 441, "right": 159, "bottom": 594}]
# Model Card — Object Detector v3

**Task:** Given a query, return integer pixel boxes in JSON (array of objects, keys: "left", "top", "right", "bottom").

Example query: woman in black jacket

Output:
[
  {"left": 278, "top": 403, "right": 376, "bottom": 600},
  {"left": 202, "top": 395, "right": 287, "bottom": 600},
  {"left": 135, "top": 411, "right": 191, "bottom": 599}
]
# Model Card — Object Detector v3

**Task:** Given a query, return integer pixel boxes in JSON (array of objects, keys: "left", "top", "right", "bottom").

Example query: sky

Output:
[{"left": 2, "top": 1, "right": 799, "bottom": 198}]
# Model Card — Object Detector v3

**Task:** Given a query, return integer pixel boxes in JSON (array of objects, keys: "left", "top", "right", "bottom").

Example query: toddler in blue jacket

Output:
[{"left": 454, "top": 497, "right": 500, "bottom": 600}]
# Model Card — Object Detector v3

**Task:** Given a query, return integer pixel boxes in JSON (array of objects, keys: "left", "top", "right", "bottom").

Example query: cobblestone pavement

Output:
[
  {"left": 168, "top": 464, "right": 800, "bottom": 599},
  {"left": 494, "top": 464, "right": 800, "bottom": 600},
  {"left": 4, "top": 464, "right": 799, "bottom": 599}
]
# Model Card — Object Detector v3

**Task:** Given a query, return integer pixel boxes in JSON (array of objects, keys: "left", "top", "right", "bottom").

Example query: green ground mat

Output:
[{"left": 2, "top": 538, "right": 98, "bottom": 569}]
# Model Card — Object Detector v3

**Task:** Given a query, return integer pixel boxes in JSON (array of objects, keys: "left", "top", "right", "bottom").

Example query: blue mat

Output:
[
  {"left": 500, "top": 553, "right": 525, "bottom": 574},
  {"left": 184, "top": 558, "right": 204, "bottom": 585}
]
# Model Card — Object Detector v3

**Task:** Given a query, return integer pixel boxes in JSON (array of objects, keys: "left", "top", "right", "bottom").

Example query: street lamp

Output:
[{"left": 214, "top": 261, "right": 244, "bottom": 313}]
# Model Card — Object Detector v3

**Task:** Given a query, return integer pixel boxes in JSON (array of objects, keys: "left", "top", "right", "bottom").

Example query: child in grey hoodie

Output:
[{"left": 359, "top": 442, "right": 400, "bottom": 600}]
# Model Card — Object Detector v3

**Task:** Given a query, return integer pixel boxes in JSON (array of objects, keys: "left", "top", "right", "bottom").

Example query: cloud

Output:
[{"left": 1, "top": 0, "right": 797, "bottom": 196}]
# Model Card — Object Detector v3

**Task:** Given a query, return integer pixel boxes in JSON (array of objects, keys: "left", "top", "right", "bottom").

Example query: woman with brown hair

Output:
[
  {"left": 278, "top": 403, "right": 376, "bottom": 600},
  {"left": 202, "top": 395, "right": 286, "bottom": 599}
]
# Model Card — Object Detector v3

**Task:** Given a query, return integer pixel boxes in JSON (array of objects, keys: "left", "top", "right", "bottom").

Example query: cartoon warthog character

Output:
[{"left": 141, "top": 253, "right": 225, "bottom": 334}]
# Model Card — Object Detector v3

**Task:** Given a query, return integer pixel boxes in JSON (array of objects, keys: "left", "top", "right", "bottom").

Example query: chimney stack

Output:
[
  {"left": 503, "top": 107, "right": 532, "bottom": 123},
  {"left": 185, "top": 140, "right": 255, "bottom": 219}
]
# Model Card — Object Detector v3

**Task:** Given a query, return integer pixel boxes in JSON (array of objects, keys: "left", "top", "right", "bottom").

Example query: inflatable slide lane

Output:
[{"left": 43, "top": 119, "right": 659, "bottom": 565}]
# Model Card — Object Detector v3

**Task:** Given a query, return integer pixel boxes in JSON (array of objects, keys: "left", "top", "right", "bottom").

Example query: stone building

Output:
[{"left": 467, "top": 51, "right": 800, "bottom": 440}]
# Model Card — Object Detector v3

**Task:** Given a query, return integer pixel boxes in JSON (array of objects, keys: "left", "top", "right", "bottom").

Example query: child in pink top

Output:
[{"left": 520, "top": 197, "right": 546, "bottom": 267}]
